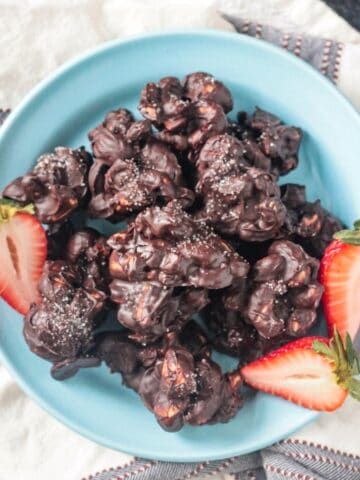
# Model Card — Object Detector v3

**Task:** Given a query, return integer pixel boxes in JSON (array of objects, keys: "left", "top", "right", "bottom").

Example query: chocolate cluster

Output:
[
  {"left": 108, "top": 201, "right": 249, "bottom": 288},
  {"left": 1, "top": 72, "right": 343, "bottom": 432},
  {"left": 195, "top": 134, "right": 287, "bottom": 241},
  {"left": 139, "top": 73, "right": 232, "bottom": 154},
  {"left": 46, "top": 220, "right": 74, "bottom": 260},
  {"left": 89, "top": 108, "right": 151, "bottom": 164},
  {"left": 47, "top": 225, "right": 111, "bottom": 291},
  {"left": 3, "top": 147, "right": 92, "bottom": 223},
  {"left": 87, "top": 108, "right": 194, "bottom": 221},
  {"left": 246, "top": 240, "right": 323, "bottom": 338},
  {"left": 108, "top": 201, "right": 249, "bottom": 341},
  {"left": 281, "top": 184, "right": 342, "bottom": 258},
  {"left": 110, "top": 280, "right": 208, "bottom": 343},
  {"left": 24, "top": 261, "right": 106, "bottom": 380},
  {"left": 230, "top": 108, "right": 302, "bottom": 176},
  {"left": 24, "top": 226, "right": 111, "bottom": 379},
  {"left": 96, "top": 322, "right": 243, "bottom": 431},
  {"left": 205, "top": 240, "right": 323, "bottom": 361}
]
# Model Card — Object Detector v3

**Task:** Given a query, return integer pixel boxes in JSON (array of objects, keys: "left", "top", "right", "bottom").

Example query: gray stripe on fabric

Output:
[
  {"left": 278, "top": 439, "right": 360, "bottom": 461},
  {"left": 271, "top": 442, "right": 360, "bottom": 480},
  {"left": 262, "top": 450, "right": 325, "bottom": 480},
  {"left": 327, "top": 42, "right": 344, "bottom": 81},
  {"left": 87, "top": 442, "right": 360, "bottom": 480},
  {"left": 223, "top": 15, "right": 344, "bottom": 84},
  {"left": 87, "top": 453, "right": 262, "bottom": 479}
]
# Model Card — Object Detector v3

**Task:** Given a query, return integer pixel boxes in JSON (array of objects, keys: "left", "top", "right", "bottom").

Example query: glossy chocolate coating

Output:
[
  {"left": 96, "top": 320, "right": 211, "bottom": 375},
  {"left": 3, "top": 147, "right": 92, "bottom": 223},
  {"left": 281, "top": 183, "right": 342, "bottom": 258},
  {"left": 184, "top": 72, "right": 233, "bottom": 113},
  {"left": 195, "top": 138, "right": 287, "bottom": 241},
  {"left": 139, "top": 73, "right": 231, "bottom": 154},
  {"left": 96, "top": 324, "right": 243, "bottom": 432},
  {"left": 110, "top": 279, "right": 208, "bottom": 340},
  {"left": 24, "top": 261, "right": 106, "bottom": 373},
  {"left": 246, "top": 240, "right": 323, "bottom": 338},
  {"left": 66, "top": 228, "right": 112, "bottom": 292},
  {"left": 88, "top": 136, "right": 194, "bottom": 220},
  {"left": 233, "top": 108, "right": 302, "bottom": 176},
  {"left": 88, "top": 108, "right": 151, "bottom": 165},
  {"left": 204, "top": 240, "right": 322, "bottom": 360},
  {"left": 108, "top": 201, "right": 249, "bottom": 288}
]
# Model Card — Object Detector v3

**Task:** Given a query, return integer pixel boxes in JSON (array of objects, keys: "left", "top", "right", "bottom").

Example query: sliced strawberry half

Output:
[
  {"left": 241, "top": 332, "right": 360, "bottom": 411},
  {"left": 0, "top": 200, "right": 47, "bottom": 314},
  {"left": 320, "top": 221, "right": 360, "bottom": 340}
]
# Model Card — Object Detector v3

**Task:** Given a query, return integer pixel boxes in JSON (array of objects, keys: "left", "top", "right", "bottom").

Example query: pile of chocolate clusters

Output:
[{"left": 2, "top": 73, "right": 341, "bottom": 431}]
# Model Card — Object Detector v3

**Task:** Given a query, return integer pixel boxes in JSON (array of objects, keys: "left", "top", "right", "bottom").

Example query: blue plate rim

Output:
[
  {"left": 1, "top": 29, "right": 359, "bottom": 144},
  {"left": 0, "top": 29, "right": 359, "bottom": 461}
]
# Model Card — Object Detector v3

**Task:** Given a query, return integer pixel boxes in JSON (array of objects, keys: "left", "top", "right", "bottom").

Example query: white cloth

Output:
[{"left": 0, "top": 1, "right": 359, "bottom": 479}]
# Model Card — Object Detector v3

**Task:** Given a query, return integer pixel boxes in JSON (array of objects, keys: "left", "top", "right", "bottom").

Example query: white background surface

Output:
[{"left": 0, "top": 1, "right": 359, "bottom": 479}]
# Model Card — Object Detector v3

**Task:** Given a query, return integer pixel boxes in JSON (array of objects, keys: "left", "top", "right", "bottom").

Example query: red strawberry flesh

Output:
[
  {"left": 320, "top": 239, "right": 360, "bottom": 340},
  {"left": 241, "top": 336, "right": 347, "bottom": 412},
  {"left": 0, "top": 212, "right": 47, "bottom": 314}
]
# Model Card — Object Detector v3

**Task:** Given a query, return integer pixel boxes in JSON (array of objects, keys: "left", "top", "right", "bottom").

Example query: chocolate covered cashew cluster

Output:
[
  {"left": 96, "top": 323, "right": 243, "bottom": 431},
  {"left": 246, "top": 240, "right": 323, "bottom": 339},
  {"left": 96, "top": 320, "right": 211, "bottom": 377},
  {"left": 205, "top": 299, "right": 259, "bottom": 360},
  {"left": 3, "top": 147, "right": 92, "bottom": 223},
  {"left": 24, "top": 260, "right": 106, "bottom": 380},
  {"left": 110, "top": 280, "right": 208, "bottom": 342},
  {"left": 47, "top": 226, "right": 111, "bottom": 292},
  {"left": 195, "top": 136, "right": 287, "bottom": 241},
  {"left": 139, "top": 73, "right": 231, "bottom": 153},
  {"left": 204, "top": 296, "right": 291, "bottom": 362},
  {"left": 89, "top": 108, "right": 152, "bottom": 165},
  {"left": 204, "top": 239, "right": 323, "bottom": 361},
  {"left": 88, "top": 155, "right": 194, "bottom": 221},
  {"left": 108, "top": 201, "right": 249, "bottom": 288},
  {"left": 199, "top": 134, "right": 272, "bottom": 180},
  {"left": 88, "top": 108, "right": 194, "bottom": 220},
  {"left": 66, "top": 228, "right": 112, "bottom": 292},
  {"left": 107, "top": 201, "right": 248, "bottom": 339},
  {"left": 231, "top": 108, "right": 302, "bottom": 176},
  {"left": 281, "top": 183, "right": 342, "bottom": 258}
]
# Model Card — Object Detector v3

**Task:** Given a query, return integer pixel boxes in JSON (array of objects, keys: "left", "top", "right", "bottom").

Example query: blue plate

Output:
[{"left": 0, "top": 31, "right": 359, "bottom": 462}]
